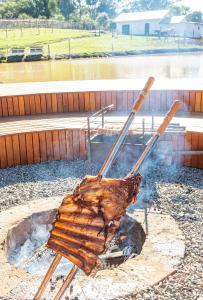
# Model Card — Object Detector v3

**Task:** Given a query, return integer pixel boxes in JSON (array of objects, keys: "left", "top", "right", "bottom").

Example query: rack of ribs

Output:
[{"left": 47, "top": 174, "right": 142, "bottom": 274}]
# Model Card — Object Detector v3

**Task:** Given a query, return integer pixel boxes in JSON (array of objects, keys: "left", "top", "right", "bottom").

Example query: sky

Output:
[{"left": 181, "top": 0, "right": 203, "bottom": 12}]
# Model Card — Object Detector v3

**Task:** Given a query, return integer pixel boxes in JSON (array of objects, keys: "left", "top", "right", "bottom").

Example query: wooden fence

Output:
[
  {"left": 0, "top": 90, "right": 202, "bottom": 117},
  {"left": 0, "top": 129, "right": 87, "bottom": 169},
  {"left": 0, "top": 128, "right": 202, "bottom": 169}
]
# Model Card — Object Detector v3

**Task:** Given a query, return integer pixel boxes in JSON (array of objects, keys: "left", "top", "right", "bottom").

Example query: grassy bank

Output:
[{"left": 0, "top": 28, "right": 202, "bottom": 58}]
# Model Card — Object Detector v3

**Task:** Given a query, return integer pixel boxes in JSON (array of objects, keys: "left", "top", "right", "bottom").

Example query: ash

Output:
[{"left": 0, "top": 160, "right": 202, "bottom": 300}]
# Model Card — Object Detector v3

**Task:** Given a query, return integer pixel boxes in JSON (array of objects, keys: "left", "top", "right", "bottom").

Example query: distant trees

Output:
[
  {"left": 0, "top": 0, "right": 117, "bottom": 24},
  {"left": 131, "top": 0, "right": 172, "bottom": 11},
  {"left": 187, "top": 11, "right": 202, "bottom": 23}
]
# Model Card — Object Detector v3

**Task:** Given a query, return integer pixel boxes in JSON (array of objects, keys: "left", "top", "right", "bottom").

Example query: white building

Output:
[{"left": 114, "top": 10, "right": 203, "bottom": 38}]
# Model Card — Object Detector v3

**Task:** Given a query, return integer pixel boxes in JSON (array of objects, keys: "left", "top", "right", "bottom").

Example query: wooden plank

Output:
[
  {"left": 12, "top": 134, "right": 21, "bottom": 166},
  {"left": 191, "top": 132, "right": 199, "bottom": 168},
  {"left": 198, "top": 133, "right": 203, "bottom": 168},
  {"left": 68, "top": 93, "right": 74, "bottom": 112},
  {"left": 106, "top": 91, "right": 112, "bottom": 107},
  {"left": 0, "top": 98, "right": 3, "bottom": 117},
  {"left": 177, "top": 133, "right": 185, "bottom": 165},
  {"left": 160, "top": 90, "right": 167, "bottom": 112},
  {"left": 184, "top": 132, "right": 192, "bottom": 167},
  {"left": 40, "top": 94, "right": 47, "bottom": 114},
  {"left": 111, "top": 91, "right": 117, "bottom": 110},
  {"left": 52, "top": 130, "right": 60, "bottom": 161},
  {"left": 183, "top": 91, "right": 190, "bottom": 112},
  {"left": 26, "top": 133, "right": 34, "bottom": 164},
  {"left": 45, "top": 131, "right": 54, "bottom": 161},
  {"left": 116, "top": 91, "right": 123, "bottom": 111},
  {"left": 73, "top": 93, "right": 79, "bottom": 112},
  {"left": 66, "top": 129, "right": 73, "bottom": 160},
  {"left": 89, "top": 92, "right": 96, "bottom": 112},
  {"left": 189, "top": 91, "right": 196, "bottom": 112},
  {"left": 19, "top": 96, "right": 25, "bottom": 116},
  {"left": 57, "top": 94, "right": 64, "bottom": 113},
  {"left": 6, "top": 97, "right": 14, "bottom": 117},
  {"left": 32, "top": 132, "right": 40, "bottom": 163},
  {"left": 84, "top": 92, "right": 90, "bottom": 112},
  {"left": 72, "top": 130, "right": 80, "bottom": 159},
  {"left": 127, "top": 91, "right": 134, "bottom": 111},
  {"left": 201, "top": 92, "right": 203, "bottom": 113},
  {"left": 195, "top": 91, "right": 201, "bottom": 112},
  {"left": 13, "top": 96, "right": 20, "bottom": 116},
  {"left": 24, "top": 95, "right": 31, "bottom": 115},
  {"left": 35, "top": 94, "right": 41, "bottom": 114},
  {"left": 46, "top": 94, "right": 52, "bottom": 113},
  {"left": 1, "top": 97, "right": 8, "bottom": 117},
  {"left": 78, "top": 92, "right": 85, "bottom": 112},
  {"left": 79, "top": 130, "right": 87, "bottom": 160},
  {"left": 59, "top": 130, "right": 67, "bottom": 160},
  {"left": 5, "top": 135, "right": 14, "bottom": 167},
  {"left": 39, "top": 131, "right": 47, "bottom": 162},
  {"left": 29, "top": 95, "right": 36, "bottom": 115},
  {"left": 62, "top": 93, "right": 69, "bottom": 112},
  {"left": 100, "top": 91, "right": 106, "bottom": 109},
  {"left": 51, "top": 93, "right": 58, "bottom": 113},
  {"left": 19, "top": 134, "right": 27, "bottom": 165},
  {"left": 122, "top": 91, "right": 128, "bottom": 112},
  {"left": 0, "top": 136, "right": 7, "bottom": 168}
]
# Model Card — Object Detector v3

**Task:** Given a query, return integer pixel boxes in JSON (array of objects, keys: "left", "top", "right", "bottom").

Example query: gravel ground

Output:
[{"left": 0, "top": 160, "right": 202, "bottom": 300}]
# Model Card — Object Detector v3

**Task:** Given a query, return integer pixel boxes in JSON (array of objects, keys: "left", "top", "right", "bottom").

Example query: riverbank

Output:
[{"left": 1, "top": 29, "right": 203, "bottom": 63}]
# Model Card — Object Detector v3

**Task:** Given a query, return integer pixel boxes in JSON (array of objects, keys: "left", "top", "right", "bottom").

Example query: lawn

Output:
[
  {"left": 0, "top": 28, "right": 92, "bottom": 50},
  {"left": 0, "top": 28, "right": 202, "bottom": 56}
]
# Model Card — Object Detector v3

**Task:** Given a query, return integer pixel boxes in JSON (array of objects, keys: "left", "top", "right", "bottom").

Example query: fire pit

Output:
[{"left": 0, "top": 197, "right": 185, "bottom": 300}]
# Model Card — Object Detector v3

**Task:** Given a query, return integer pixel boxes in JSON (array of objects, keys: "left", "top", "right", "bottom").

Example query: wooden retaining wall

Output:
[
  {"left": 161, "top": 131, "right": 203, "bottom": 169},
  {"left": 0, "top": 128, "right": 202, "bottom": 169},
  {"left": 0, "top": 90, "right": 203, "bottom": 117},
  {"left": 0, "top": 129, "right": 87, "bottom": 169}
]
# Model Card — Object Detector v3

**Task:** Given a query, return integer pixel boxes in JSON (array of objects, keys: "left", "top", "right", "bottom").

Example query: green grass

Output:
[
  {"left": 0, "top": 29, "right": 202, "bottom": 57},
  {"left": 0, "top": 28, "right": 92, "bottom": 51}
]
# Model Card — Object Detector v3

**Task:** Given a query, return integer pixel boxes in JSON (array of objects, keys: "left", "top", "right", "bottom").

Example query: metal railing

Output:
[{"left": 87, "top": 104, "right": 114, "bottom": 162}]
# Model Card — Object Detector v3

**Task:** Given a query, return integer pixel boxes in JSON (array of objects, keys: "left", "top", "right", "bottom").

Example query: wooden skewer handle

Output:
[
  {"left": 132, "top": 77, "right": 155, "bottom": 112},
  {"left": 157, "top": 100, "right": 181, "bottom": 135}
]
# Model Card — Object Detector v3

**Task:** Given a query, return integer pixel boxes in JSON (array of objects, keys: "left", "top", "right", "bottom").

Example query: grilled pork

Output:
[{"left": 47, "top": 174, "right": 142, "bottom": 274}]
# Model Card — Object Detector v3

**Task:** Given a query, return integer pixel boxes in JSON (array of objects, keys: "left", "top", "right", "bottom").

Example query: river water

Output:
[{"left": 0, "top": 53, "right": 203, "bottom": 83}]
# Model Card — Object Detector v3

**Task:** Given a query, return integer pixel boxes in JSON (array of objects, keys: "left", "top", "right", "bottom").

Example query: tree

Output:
[
  {"left": 97, "top": 0, "right": 116, "bottom": 18},
  {"left": 131, "top": 0, "right": 171, "bottom": 11},
  {"left": 59, "top": 0, "right": 75, "bottom": 20},
  {"left": 86, "top": 0, "right": 98, "bottom": 19},
  {"left": 96, "top": 12, "right": 109, "bottom": 29},
  {"left": 187, "top": 11, "right": 202, "bottom": 23},
  {"left": 170, "top": 4, "right": 190, "bottom": 16}
]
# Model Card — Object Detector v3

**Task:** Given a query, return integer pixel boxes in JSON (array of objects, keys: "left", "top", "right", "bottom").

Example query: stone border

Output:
[{"left": 0, "top": 198, "right": 185, "bottom": 299}]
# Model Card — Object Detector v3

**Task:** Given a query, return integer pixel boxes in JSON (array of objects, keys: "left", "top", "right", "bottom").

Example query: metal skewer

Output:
[{"left": 33, "top": 77, "right": 155, "bottom": 300}]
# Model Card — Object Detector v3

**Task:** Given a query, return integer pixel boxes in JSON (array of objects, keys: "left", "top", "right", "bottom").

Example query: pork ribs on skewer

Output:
[{"left": 47, "top": 174, "right": 142, "bottom": 275}]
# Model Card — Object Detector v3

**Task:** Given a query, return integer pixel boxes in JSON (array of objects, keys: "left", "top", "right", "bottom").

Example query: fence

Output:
[{"left": 0, "top": 19, "right": 95, "bottom": 30}]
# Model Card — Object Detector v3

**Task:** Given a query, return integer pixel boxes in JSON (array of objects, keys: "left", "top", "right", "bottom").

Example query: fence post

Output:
[
  {"left": 48, "top": 44, "right": 51, "bottom": 59},
  {"left": 68, "top": 38, "right": 71, "bottom": 58}
]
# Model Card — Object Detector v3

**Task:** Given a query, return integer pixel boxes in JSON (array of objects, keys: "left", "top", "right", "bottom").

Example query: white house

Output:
[
  {"left": 114, "top": 10, "right": 203, "bottom": 38},
  {"left": 114, "top": 10, "right": 169, "bottom": 36}
]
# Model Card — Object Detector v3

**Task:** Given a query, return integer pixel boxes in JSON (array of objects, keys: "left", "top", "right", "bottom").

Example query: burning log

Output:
[{"left": 34, "top": 77, "right": 157, "bottom": 300}]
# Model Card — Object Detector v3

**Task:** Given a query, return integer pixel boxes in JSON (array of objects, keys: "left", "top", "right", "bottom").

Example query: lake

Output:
[{"left": 1, "top": 53, "right": 203, "bottom": 83}]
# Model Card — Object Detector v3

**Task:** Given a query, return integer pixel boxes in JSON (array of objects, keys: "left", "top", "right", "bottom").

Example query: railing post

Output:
[
  {"left": 87, "top": 116, "right": 91, "bottom": 162},
  {"left": 102, "top": 110, "right": 104, "bottom": 128},
  {"left": 142, "top": 118, "right": 145, "bottom": 146}
]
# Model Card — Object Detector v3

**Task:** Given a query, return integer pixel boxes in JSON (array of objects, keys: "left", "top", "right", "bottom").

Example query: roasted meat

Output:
[{"left": 47, "top": 174, "right": 142, "bottom": 275}]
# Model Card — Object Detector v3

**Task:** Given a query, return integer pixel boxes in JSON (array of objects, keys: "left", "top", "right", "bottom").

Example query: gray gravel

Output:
[{"left": 0, "top": 160, "right": 202, "bottom": 300}]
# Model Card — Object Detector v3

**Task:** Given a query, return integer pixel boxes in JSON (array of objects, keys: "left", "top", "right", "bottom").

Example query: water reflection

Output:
[{"left": 0, "top": 53, "right": 203, "bottom": 83}]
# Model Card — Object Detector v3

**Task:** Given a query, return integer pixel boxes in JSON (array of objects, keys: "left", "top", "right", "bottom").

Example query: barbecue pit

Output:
[{"left": 0, "top": 197, "right": 185, "bottom": 300}]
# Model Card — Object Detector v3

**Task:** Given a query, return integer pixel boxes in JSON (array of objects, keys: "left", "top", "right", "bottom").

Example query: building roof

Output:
[
  {"left": 114, "top": 10, "right": 169, "bottom": 23},
  {"left": 160, "top": 15, "right": 186, "bottom": 24}
]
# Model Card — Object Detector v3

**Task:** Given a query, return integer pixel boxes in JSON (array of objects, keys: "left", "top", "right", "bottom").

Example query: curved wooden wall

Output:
[
  {"left": 0, "top": 128, "right": 202, "bottom": 169},
  {"left": 0, "top": 129, "right": 87, "bottom": 169},
  {"left": 0, "top": 90, "right": 203, "bottom": 117}
]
